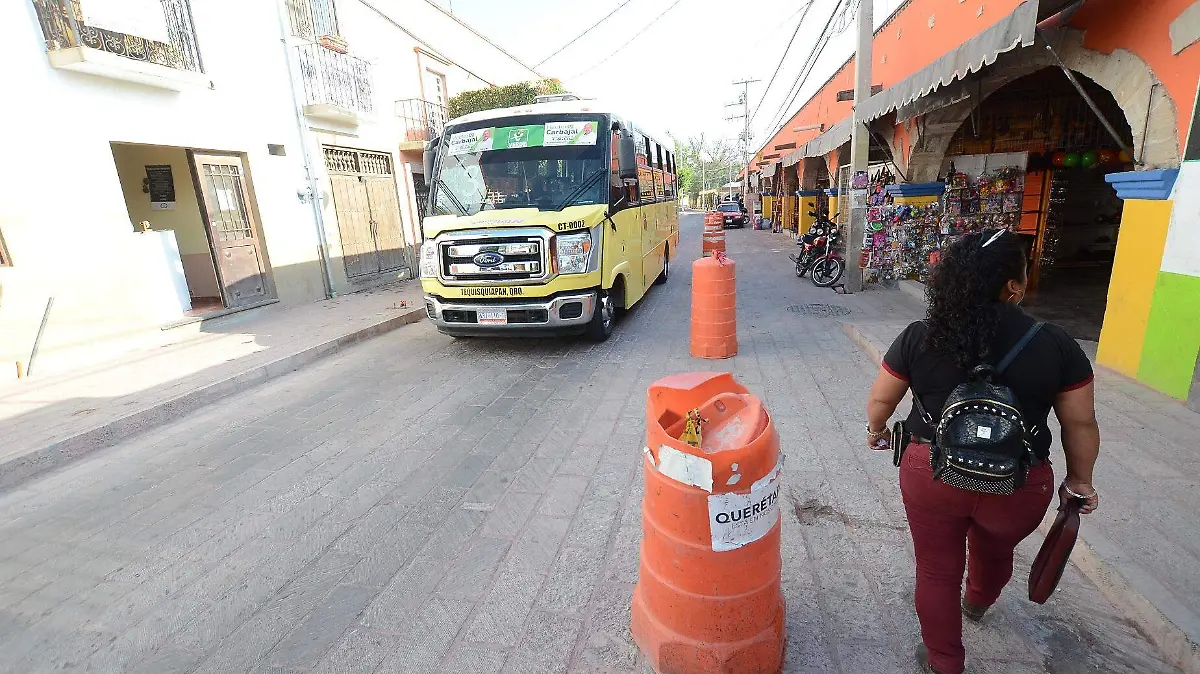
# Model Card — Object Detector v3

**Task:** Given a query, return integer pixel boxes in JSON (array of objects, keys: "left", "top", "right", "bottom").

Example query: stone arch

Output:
[
  {"left": 905, "top": 29, "right": 1181, "bottom": 182},
  {"left": 801, "top": 156, "right": 828, "bottom": 190}
]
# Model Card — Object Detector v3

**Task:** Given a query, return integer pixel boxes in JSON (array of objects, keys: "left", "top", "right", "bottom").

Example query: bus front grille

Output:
[{"left": 440, "top": 236, "right": 545, "bottom": 282}]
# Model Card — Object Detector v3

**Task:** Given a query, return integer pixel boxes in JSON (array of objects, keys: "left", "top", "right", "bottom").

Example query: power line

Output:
[
  {"left": 761, "top": 0, "right": 848, "bottom": 141},
  {"left": 417, "top": 0, "right": 543, "bottom": 77},
  {"left": 566, "top": 0, "right": 688, "bottom": 80},
  {"left": 770, "top": 0, "right": 850, "bottom": 128},
  {"left": 534, "top": 0, "right": 638, "bottom": 68},
  {"left": 749, "top": 0, "right": 817, "bottom": 125},
  {"left": 357, "top": 0, "right": 498, "bottom": 86}
]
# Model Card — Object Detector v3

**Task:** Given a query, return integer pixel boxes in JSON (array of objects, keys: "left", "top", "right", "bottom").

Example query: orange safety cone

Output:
[
  {"left": 702, "top": 212, "right": 726, "bottom": 257},
  {"left": 633, "top": 372, "right": 785, "bottom": 674},
  {"left": 691, "top": 253, "right": 737, "bottom": 359}
]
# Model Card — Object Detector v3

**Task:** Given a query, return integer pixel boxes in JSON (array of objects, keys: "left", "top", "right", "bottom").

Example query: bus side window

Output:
[
  {"left": 610, "top": 129, "right": 624, "bottom": 208},
  {"left": 665, "top": 151, "right": 675, "bottom": 198}
]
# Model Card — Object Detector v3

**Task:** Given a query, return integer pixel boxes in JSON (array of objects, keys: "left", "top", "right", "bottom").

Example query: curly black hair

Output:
[{"left": 924, "top": 229, "right": 1027, "bottom": 368}]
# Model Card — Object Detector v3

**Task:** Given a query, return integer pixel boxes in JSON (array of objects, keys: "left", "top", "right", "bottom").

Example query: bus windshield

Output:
[{"left": 430, "top": 115, "right": 608, "bottom": 216}]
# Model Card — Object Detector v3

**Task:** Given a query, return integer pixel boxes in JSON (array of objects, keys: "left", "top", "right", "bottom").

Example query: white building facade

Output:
[{"left": 0, "top": 0, "right": 539, "bottom": 378}]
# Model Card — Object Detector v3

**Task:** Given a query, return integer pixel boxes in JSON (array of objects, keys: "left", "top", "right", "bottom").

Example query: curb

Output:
[
  {"left": 839, "top": 320, "right": 1200, "bottom": 674},
  {"left": 0, "top": 307, "right": 427, "bottom": 491}
]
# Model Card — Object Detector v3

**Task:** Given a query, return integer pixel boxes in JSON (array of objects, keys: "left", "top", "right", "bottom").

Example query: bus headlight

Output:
[
  {"left": 419, "top": 241, "right": 438, "bottom": 278},
  {"left": 553, "top": 231, "right": 593, "bottom": 275}
]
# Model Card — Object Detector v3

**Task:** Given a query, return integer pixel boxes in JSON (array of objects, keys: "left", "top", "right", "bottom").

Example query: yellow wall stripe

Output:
[{"left": 1096, "top": 199, "right": 1174, "bottom": 377}]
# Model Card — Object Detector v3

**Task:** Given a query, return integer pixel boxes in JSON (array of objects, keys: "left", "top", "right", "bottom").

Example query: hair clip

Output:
[{"left": 981, "top": 229, "right": 1005, "bottom": 248}]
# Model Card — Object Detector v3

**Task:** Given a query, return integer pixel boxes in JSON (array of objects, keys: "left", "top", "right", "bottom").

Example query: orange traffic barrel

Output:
[
  {"left": 691, "top": 253, "right": 737, "bottom": 359},
  {"left": 702, "top": 212, "right": 726, "bottom": 257},
  {"left": 632, "top": 372, "right": 785, "bottom": 674}
]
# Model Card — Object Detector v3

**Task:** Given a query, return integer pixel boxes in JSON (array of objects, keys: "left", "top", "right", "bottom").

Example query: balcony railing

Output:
[
  {"left": 396, "top": 98, "right": 447, "bottom": 143},
  {"left": 285, "top": 0, "right": 339, "bottom": 42},
  {"left": 296, "top": 44, "right": 373, "bottom": 118},
  {"left": 31, "top": 0, "right": 203, "bottom": 73}
]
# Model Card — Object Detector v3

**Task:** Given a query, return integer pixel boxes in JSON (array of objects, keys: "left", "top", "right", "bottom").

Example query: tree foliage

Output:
[
  {"left": 672, "top": 134, "right": 739, "bottom": 203},
  {"left": 446, "top": 79, "right": 566, "bottom": 120}
]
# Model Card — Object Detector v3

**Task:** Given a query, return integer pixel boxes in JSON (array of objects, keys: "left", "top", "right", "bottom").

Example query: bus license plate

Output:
[{"left": 478, "top": 309, "right": 507, "bottom": 325}]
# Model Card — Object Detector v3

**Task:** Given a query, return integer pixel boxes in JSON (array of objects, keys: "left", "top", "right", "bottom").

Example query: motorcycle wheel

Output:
[
  {"left": 811, "top": 256, "right": 845, "bottom": 287},
  {"left": 797, "top": 256, "right": 814, "bottom": 278}
]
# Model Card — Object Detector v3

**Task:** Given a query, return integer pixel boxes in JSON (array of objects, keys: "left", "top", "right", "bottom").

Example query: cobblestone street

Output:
[{"left": 0, "top": 214, "right": 1179, "bottom": 674}]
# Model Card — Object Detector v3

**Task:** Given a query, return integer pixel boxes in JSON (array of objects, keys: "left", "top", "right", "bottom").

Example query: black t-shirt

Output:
[{"left": 883, "top": 304, "right": 1093, "bottom": 458}]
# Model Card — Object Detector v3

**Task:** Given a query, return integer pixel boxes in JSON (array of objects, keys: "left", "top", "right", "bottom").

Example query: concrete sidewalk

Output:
[
  {"left": 840, "top": 292, "right": 1200, "bottom": 674},
  {"left": 0, "top": 282, "right": 426, "bottom": 489}
]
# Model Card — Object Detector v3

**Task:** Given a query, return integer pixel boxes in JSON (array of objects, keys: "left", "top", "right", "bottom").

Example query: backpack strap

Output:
[
  {"left": 995, "top": 322, "right": 1045, "bottom": 375},
  {"left": 911, "top": 391, "right": 934, "bottom": 425}
]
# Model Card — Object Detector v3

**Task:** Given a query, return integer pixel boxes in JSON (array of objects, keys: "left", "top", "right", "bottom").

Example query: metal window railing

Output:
[
  {"left": 285, "top": 0, "right": 339, "bottom": 41},
  {"left": 296, "top": 43, "right": 373, "bottom": 115},
  {"left": 395, "top": 98, "right": 447, "bottom": 143},
  {"left": 30, "top": 0, "right": 203, "bottom": 73}
]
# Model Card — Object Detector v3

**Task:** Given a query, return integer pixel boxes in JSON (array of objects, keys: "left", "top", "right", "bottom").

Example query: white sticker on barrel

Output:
[
  {"left": 707, "top": 461, "right": 782, "bottom": 552},
  {"left": 656, "top": 445, "right": 714, "bottom": 493},
  {"left": 976, "top": 426, "right": 993, "bottom": 439}
]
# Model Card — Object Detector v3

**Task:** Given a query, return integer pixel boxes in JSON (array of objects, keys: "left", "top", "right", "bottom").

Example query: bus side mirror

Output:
[
  {"left": 422, "top": 136, "right": 440, "bottom": 180},
  {"left": 618, "top": 135, "right": 638, "bottom": 180}
]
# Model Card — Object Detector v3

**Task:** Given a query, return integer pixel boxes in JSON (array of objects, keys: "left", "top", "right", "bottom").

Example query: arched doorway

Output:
[{"left": 942, "top": 67, "right": 1134, "bottom": 341}]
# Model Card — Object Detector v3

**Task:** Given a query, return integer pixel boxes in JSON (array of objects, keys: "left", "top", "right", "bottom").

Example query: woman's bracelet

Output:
[
  {"left": 1061, "top": 481, "right": 1098, "bottom": 500},
  {"left": 866, "top": 424, "right": 888, "bottom": 438}
]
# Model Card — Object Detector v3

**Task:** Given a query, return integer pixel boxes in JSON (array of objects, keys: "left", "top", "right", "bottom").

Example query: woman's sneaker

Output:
[{"left": 915, "top": 644, "right": 941, "bottom": 674}]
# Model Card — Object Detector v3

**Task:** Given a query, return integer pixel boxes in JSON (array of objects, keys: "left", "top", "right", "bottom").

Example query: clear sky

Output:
[{"left": 438, "top": 0, "right": 907, "bottom": 152}]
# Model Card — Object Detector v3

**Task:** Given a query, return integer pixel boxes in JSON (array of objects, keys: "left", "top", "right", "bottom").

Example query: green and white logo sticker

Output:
[
  {"left": 544, "top": 121, "right": 598, "bottom": 146},
  {"left": 447, "top": 128, "right": 494, "bottom": 155},
  {"left": 447, "top": 121, "right": 598, "bottom": 155}
]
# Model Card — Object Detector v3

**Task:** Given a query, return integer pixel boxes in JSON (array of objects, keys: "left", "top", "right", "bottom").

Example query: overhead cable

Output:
[
  {"left": 535, "top": 0, "right": 639, "bottom": 68},
  {"left": 749, "top": 0, "right": 818, "bottom": 124},
  {"left": 567, "top": 0, "right": 689, "bottom": 80}
]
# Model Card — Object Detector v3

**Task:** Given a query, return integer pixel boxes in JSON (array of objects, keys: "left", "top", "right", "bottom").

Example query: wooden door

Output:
[
  {"left": 190, "top": 152, "right": 268, "bottom": 308},
  {"left": 364, "top": 176, "right": 406, "bottom": 272},
  {"left": 325, "top": 147, "right": 407, "bottom": 278},
  {"left": 329, "top": 173, "right": 379, "bottom": 278}
]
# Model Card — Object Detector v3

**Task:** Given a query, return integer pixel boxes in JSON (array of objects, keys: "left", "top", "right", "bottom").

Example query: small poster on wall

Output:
[{"left": 145, "top": 165, "right": 176, "bottom": 211}]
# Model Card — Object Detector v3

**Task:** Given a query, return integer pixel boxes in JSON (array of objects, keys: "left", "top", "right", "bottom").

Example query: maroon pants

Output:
[{"left": 899, "top": 444, "right": 1054, "bottom": 674}]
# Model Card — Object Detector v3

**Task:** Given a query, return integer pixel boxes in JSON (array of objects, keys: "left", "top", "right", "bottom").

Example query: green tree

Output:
[
  {"left": 446, "top": 79, "right": 566, "bottom": 120},
  {"left": 672, "top": 133, "right": 737, "bottom": 204}
]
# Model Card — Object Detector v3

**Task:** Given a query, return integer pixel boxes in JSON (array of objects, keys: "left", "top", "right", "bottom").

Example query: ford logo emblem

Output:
[{"left": 473, "top": 251, "right": 505, "bottom": 268}]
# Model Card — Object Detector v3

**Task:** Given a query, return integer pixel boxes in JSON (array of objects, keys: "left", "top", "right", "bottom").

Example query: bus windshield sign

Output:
[{"left": 447, "top": 121, "right": 599, "bottom": 155}]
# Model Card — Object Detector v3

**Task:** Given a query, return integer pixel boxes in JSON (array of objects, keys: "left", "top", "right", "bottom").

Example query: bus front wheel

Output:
[{"left": 585, "top": 291, "right": 615, "bottom": 342}]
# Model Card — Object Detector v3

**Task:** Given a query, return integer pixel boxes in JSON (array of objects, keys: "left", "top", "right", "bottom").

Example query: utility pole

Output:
[
  {"left": 845, "top": 0, "right": 873, "bottom": 293},
  {"left": 727, "top": 78, "right": 760, "bottom": 208}
]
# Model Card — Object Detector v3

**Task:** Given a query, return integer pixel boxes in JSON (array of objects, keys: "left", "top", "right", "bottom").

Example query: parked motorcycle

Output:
[{"left": 789, "top": 212, "right": 846, "bottom": 287}]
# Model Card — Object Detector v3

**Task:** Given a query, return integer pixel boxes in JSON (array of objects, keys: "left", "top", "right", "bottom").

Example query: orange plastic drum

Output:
[
  {"left": 702, "top": 212, "right": 726, "bottom": 257},
  {"left": 691, "top": 254, "right": 737, "bottom": 359},
  {"left": 632, "top": 372, "right": 785, "bottom": 674}
]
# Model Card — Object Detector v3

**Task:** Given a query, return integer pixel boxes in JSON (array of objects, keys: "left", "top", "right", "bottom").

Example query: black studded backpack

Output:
[{"left": 912, "top": 322, "right": 1044, "bottom": 495}]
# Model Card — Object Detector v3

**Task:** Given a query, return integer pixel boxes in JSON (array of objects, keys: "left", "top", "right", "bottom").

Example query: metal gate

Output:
[
  {"left": 412, "top": 171, "right": 429, "bottom": 223},
  {"left": 324, "top": 147, "right": 407, "bottom": 278}
]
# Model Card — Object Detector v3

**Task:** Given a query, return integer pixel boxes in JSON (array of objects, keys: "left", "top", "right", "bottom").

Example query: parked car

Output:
[{"left": 716, "top": 202, "right": 746, "bottom": 228}]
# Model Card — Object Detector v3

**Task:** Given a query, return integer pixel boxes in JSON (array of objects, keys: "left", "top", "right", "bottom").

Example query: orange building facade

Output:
[{"left": 753, "top": 0, "right": 1200, "bottom": 406}]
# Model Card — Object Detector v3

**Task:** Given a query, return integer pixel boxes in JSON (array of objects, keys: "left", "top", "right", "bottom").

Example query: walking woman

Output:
[{"left": 864, "top": 229, "right": 1101, "bottom": 674}]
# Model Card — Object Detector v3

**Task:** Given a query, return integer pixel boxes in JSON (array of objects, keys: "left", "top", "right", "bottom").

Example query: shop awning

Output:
[
  {"left": 781, "top": 0, "right": 1040, "bottom": 162},
  {"left": 761, "top": 162, "right": 778, "bottom": 179},
  {"left": 858, "top": 0, "right": 1040, "bottom": 122}
]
